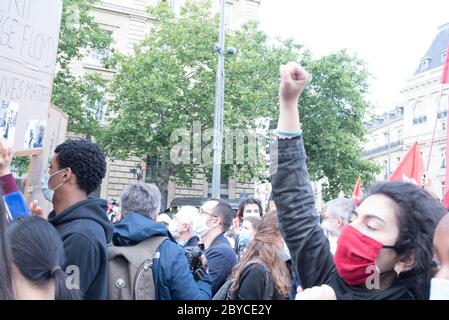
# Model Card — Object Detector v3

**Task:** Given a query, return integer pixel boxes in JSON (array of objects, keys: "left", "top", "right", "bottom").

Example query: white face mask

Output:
[
  {"left": 47, "top": 168, "right": 67, "bottom": 195},
  {"left": 168, "top": 220, "right": 180, "bottom": 240},
  {"left": 322, "top": 218, "right": 339, "bottom": 237},
  {"left": 430, "top": 278, "right": 449, "bottom": 300},
  {"left": 243, "top": 212, "right": 260, "bottom": 219},
  {"left": 41, "top": 172, "right": 55, "bottom": 202},
  {"left": 193, "top": 214, "right": 214, "bottom": 238}
]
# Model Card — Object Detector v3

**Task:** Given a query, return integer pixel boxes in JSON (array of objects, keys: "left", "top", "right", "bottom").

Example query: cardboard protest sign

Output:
[
  {"left": 24, "top": 105, "right": 68, "bottom": 211},
  {"left": 0, "top": 0, "right": 63, "bottom": 155}
]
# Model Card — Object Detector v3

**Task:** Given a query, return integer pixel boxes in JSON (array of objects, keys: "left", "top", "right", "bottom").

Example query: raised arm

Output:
[{"left": 271, "top": 62, "right": 334, "bottom": 288}]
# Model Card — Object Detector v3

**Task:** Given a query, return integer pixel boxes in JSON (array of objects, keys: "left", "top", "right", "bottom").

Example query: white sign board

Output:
[
  {"left": 0, "top": 0, "right": 63, "bottom": 155},
  {"left": 25, "top": 105, "right": 68, "bottom": 212}
]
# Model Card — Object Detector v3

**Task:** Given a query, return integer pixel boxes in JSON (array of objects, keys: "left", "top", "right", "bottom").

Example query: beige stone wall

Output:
[
  {"left": 167, "top": 173, "right": 255, "bottom": 208},
  {"left": 101, "top": 157, "right": 144, "bottom": 199}
]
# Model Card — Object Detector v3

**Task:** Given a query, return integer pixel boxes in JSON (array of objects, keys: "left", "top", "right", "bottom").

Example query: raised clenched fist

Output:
[{"left": 279, "top": 62, "right": 310, "bottom": 104}]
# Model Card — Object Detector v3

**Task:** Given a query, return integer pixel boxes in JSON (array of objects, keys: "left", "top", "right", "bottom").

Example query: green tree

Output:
[
  {"left": 51, "top": 0, "right": 112, "bottom": 137},
  {"left": 299, "top": 51, "right": 380, "bottom": 200},
  {"left": 101, "top": 0, "right": 378, "bottom": 209}
]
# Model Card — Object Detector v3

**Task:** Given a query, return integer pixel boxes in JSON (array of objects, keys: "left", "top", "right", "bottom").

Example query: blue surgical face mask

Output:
[
  {"left": 430, "top": 278, "right": 449, "bottom": 300},
  {"left": 239, "top": 230, "right": 251, "bottom": 247}
]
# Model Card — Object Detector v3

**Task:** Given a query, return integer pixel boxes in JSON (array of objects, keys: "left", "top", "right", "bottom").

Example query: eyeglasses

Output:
[{"left": 199, "top": 208, "right": 216, "bottom": 217}]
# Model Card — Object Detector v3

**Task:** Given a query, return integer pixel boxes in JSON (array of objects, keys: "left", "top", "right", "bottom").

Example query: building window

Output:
[
  {"left": 383, "top": 131, "right": 390, "bottom": 145},
  {"left": 442, "top": 50, "right": 447, "bottom": 63},
  {"left": 442, "top": 181, "right": 445, "bottom": 199},
  {"left": 443, "top": 122, "right": 447, "bottom": 131},
  {"left": 442, "top": 148, "right": 446, "bottom": 169},
  {"left": 421, "top": 58, "right": 430, "bottom": 71},
  {"left": 438, "top": 95, "right": 448, "bottom": 119},
  {"left": 397, "top": 129, "right": 402, "bottom": 142},
  {"left": 207, "top": 182, "right": 229, "bottom": 198},
  {"left": 87, "top": 99, "right": 106, "bottom": 122},
  {"left": 89, "top": 30, "right": 113, "bottom": 65},
  {"left": 145, "top": 158, "right": 161, "bottom": 183},
  {"left": 162, "top": 0, "right": 175, "bottom": 9},
  {"left": 412, "top": 100, "right": 427, "bottom": 124}
]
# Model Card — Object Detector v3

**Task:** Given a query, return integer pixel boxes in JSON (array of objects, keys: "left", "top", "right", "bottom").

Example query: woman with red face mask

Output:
[{"left": 271, "top": 62, "right": 446, "bottom": 300}]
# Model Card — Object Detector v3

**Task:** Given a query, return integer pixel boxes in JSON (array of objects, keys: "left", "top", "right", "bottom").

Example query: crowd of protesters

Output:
[{"left": 0, "top": 62, "right": 448, "bottom": 300}]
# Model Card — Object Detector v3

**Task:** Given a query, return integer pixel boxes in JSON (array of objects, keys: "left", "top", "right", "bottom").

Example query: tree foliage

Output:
[
  {"left": 100, "top": 0, "right": 378, "bottom": 205},
  {"left": 51, "top": 0, "right": 112, "bottom": 137}
]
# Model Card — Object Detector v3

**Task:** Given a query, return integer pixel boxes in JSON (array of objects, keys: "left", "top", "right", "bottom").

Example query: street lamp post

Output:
[{"left": 211, "top": 0, "right": 226, "bottom": 199}]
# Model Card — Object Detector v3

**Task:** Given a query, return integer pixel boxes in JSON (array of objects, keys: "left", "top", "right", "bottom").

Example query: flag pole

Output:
[{"left": 426, "top": 84, "right": 445, "bottom": 172}]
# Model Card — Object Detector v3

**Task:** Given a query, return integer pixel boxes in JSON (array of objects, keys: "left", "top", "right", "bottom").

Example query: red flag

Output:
[
  {"left": 352, "top": 176, "right": 362, "bottom": 205},
  {"left": 388, "top": 142, "right": 425, "bottom": 185},
  {"left": 444, "top": 95, "right": 449, "bottom": 209},
  {"left": 442, "top": 44, "right": 449, "bottom": 84}
]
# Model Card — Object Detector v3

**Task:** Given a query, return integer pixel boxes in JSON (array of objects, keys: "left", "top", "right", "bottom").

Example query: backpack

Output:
[
  {"left": 107, "top": 236, "right": 167, "bottom": 300},
  {"left": 212, "top": 258, "right": 274, "bottom": 300}
]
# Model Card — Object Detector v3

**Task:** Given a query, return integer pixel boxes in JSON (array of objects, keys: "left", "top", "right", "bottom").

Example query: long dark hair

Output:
[
  {"left": 365, "top": 181, "right": 447, "bottom": 299},
  {"left": 0, "top": 195, "right": 13, "bottom": 299},
  {"left": 7, "top": 216, "right": 80, "bottom": 300},
  {"left": 230, "top": 212, "right": 291, "bottom": 299}
]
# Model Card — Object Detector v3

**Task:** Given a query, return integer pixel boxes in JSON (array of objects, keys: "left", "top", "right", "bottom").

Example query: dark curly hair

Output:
[
  {"left": 365, "top": 181, "right": 447, "bottom": 300},
  {"left": 54, "top": 139, "right": 106, "bottom": 195}
]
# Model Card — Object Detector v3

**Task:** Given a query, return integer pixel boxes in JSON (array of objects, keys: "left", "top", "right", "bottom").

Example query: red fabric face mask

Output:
[{"left": 333, "top": 225, "right": 394, "bottom": 286}]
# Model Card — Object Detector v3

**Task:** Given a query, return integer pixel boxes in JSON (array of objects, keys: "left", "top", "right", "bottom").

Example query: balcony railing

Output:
[{"left": 363, "top": 140, "right": 403, "bottom": 157}]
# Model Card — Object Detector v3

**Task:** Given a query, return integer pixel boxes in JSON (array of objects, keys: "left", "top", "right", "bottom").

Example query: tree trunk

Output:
[
  {"left": 158, "top": 179, "right": 169, "bottom": 213},
  {"left": 155, "top": 150, "right": 173, "bottom": 213}
]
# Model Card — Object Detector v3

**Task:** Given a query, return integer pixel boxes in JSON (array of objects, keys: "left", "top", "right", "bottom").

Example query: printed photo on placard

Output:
[
  {"left": 0, "top": 100, "right": 19, "bottom": 145},
  {"left": 24, "top": 120, "right": 46, "bottom": 149}
]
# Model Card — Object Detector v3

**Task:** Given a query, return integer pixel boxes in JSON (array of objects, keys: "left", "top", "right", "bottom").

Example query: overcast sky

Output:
[{"left": 258, "top": 0, "right": 449, "bottom": 114}]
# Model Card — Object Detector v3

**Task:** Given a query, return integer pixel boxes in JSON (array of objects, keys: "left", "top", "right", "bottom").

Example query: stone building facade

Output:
[{"left": 363, "top": 23, "right": 449, "bottom": 198}]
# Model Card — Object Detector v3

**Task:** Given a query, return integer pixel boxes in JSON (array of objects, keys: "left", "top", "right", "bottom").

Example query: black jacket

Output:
[
  {"left": 48, "top": 198, "right": 113, "bottom": 300},
  {"left": 234, "top": 262, "right": 285, "bottom": 300},
  {"left": 205, "top": 234, "right": 237, "bottom": 296},
  {"left": 271, "top": 137, "right": 415, "bottom": 300}
]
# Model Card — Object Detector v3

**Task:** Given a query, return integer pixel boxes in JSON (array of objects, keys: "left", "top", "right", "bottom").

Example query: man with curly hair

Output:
[{"left": 37, "top": 139, "right": 113, "bottom": 300}]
